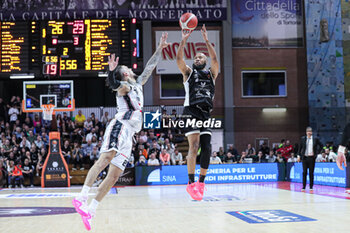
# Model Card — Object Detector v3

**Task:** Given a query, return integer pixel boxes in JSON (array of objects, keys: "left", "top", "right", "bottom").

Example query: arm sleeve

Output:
[{"left": 107, "top": 68, "right": 121, "bottom": 90}]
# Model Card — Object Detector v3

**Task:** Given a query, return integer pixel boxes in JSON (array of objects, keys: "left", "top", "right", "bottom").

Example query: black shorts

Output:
[{"left": 182, "top": 106, "right": 212, "bottom": 137}]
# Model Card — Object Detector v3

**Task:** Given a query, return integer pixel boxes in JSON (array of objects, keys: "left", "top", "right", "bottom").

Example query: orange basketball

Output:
[{"left": 179, "top": 13, "right": 198, "bottom": 31}]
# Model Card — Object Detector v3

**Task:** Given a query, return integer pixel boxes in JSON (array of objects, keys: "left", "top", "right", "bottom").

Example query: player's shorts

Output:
[
  {"left": 100, "top": 116, "right": 138, "bottom": 171},
  {"left": 182, "top": 105, "right": 212, "bottom": 137}
]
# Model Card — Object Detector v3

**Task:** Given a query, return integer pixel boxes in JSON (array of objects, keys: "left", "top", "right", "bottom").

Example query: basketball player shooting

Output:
[
  {"left": 72, "top": 32, "right": 169, "bottom": 231},
  {"left": 176, "top": 25, "right": 219, "bottom": 201}
]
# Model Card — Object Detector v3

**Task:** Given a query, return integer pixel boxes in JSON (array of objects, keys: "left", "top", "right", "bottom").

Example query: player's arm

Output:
[
  {"left": 107, "top": 54, "right": 130, "bottom": 95},
  {"left": 337, "top": 124, "right": 350, "bottom": 170},
  {"left": 137, "top": 32, "right": 169, "bottom": 85},
  {"left": 201, "top": 24, "right": 219, "bottom": 79},
  {"left": 176, "top": 30, "right": 192, "bottom": 82}
]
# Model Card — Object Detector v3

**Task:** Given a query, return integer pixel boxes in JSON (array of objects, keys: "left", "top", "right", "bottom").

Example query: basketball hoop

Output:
[{"left": 42, "top": 104, "right": 55, "bottom": 121}]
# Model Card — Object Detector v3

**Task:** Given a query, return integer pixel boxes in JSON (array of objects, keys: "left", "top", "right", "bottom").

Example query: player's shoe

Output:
[
  {"left": 81, "top": 211, "right": 94, "bottom": 231},
  {"left": 72, "top": 196, "right": 88, "bottom": 216},
  {"left": 196, "top": 181, "right": 206, "bottom": 200},
  {"left": 186, "top": 182, "right": 201, "bottom": 201}
]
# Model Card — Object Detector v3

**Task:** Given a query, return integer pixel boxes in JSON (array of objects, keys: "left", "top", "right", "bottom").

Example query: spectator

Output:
[
  {"left": 3, "top": 139, "right": 13, "bottom": 154},
  {"left": 159, "top": 149, "right": 171, "bottom": 165},
  {"left": 228, "top": 145, "right": 239, "bottom": 157},
  {"left": 276, "top": 151, "right": 284, "bottom": 163},
  {"left": 245, "top": 143, "right": 256, "bottom": 157},
  {"left": 266, "top": 150, "right": 276, "bottom": 163},
  {"left": 61, "top": 140, "right": 71, "bottom": 164},
  {"left": 14, "top": 127, "right": 22, "bottom": 139},
  {"left": 210, "top": 151, "right": 222, "bottom": 164},
  {"left": 223, "top": 151, "right": 236, "bottom": 164},
  {"left": 83, "top": 140, "right": 94, "bottom": 163},
  {"left": 84, "top": 117, "right": 93, "bottom": 133},
  {"left": 8, "top": 105, "right": 19, "bottom": 126},
  {"left": 136, "top": 155, "right": 147, "bottom": 166},
  {"left": 101, "top": 111, "right": 109, "bottom": 126},
  {"left": 74, "top": 110, "right": 86, "bottom": 128},
  {"left": 89, "top": 147, "right": 100, "bottom": 167},
  {"left": 171, "top": 148, "right": 184, "bottom": 165},
  {"left": 11, "top": 134, "right": 19, "bottom": 147},
  {"left": 34, "top": 135, "right": 44, "bottom": 149},
  {"left": 277, "top": 139, "right": 293, "bottom": 161},
  {"left": 257, "top": 151, "right": 265, "bottom": 163},
  {"left": 27, "top": 130, "right": 36, "bottom": 144},
  {"left": 259, "top": 142, "right": 270, "bottom": 158},
  {"left": 7, "top": 160, "right": 24, "bottom": 188},
  {"left": 21, "top": 158, "right": 34, "bottom": 187},
  {"left": 217, "top": 147, "right": 225, "bottom": 161},
  {"left": 149, "top": 138, "right": 160, "bottom": 155},
  {"left": 139, "top": 130, "right": 148, "bottom": 143},
  {"left": 56, "top": 114, "right": 63, "bottom": 131},
  {"left": 316, "top": 151, "right": 328, "bottom": 162},
  {"left": 72, "top": 142, "right": 84, "bottom": 170},
  {"left": 287, "top": 152, "right": 298, "bottom": 163},
  {"left": 323, "top": 142, "right": 333, "bottom": 152},
  {"left": 36, "top": 154, "right": 44, "bottom": 176},
  {"left": 19, "top": 136, "right": 31, "bottom": 149},
  {"left": 147, "top": 152, "right": 160, "bottom": 166},
  {"left": 325, "top": 148, "right": 337, "bottom": 162},
  {"left": 86, "top": 128, "right": 97, "bottom": 142}
]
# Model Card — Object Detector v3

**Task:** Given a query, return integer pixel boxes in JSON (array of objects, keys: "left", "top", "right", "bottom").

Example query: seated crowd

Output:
[{"left": 0, "top": 96, "right": 348, "bottom": 188}]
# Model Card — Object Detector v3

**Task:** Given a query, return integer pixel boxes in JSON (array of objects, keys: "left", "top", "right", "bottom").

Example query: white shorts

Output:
[{"left": 100, "top": 118, "right": 135, "bottom": 171}]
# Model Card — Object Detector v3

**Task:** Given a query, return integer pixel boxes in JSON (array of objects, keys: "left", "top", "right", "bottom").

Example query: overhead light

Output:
[
  {"left": 10, "top": 73, "right": 35, "bottom": 79},
  {"left": 262, "top": 108, "right": 287, "bottom": 113},
  {"left": 98, "top": 72, "right": 108, "bottom": 78}
]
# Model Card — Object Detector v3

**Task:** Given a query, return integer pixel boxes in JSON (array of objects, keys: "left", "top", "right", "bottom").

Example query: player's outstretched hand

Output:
[
  {"left": 108, "top": 53, "right": 119, "bottom": 71},
  {"left": 181, "top": 29, "right": 192, "bottom": 41},
  {"left": 159, "top": 32, "right": 170, "bottom": 49},
  {"left": 336, "top": 152, "right": 347, "bottom": 170},
  {"left": 201, "top": 24, "right": 208, "bottom": 42}
]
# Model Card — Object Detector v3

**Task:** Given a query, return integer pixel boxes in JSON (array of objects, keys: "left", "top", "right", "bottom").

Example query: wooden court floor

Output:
[{"left": 0, "top": 182, "right": 349, "bottom": 233}]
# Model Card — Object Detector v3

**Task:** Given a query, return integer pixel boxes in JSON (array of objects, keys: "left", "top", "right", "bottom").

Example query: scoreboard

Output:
[{"left": 0, "top": 19, "right": 140, "bottom": 77}]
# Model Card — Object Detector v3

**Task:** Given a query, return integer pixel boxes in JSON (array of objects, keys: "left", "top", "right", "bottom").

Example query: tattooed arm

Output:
[{"left": 137, "top": 32, "right": 169, "bottom": 85}]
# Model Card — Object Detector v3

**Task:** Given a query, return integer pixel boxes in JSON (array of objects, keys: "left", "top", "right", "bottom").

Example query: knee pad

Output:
[{"left": 200, "top": 134, "right": 211, "bottom": 169}]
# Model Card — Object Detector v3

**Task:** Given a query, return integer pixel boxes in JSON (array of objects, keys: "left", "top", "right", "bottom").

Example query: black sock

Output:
[
  {"left": 199, "top": 175, "right": 206, "bottom": 183},
  {"left": 188, "top": 174, "right": 195, "bottom": 184}
]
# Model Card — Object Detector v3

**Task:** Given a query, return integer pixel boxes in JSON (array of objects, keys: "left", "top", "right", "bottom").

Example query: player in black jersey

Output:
[{"left": 176, "top": 25, "right": 219, "bottom": 201}]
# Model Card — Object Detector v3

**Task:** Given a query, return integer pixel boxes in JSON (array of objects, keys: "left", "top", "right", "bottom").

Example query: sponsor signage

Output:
[
  {"left": 227, "top": 210, "right": 317, "bottom": 223},
  {"left": 42, "top": 132, "right": 70, "bottom": 187},
  {"left": 115, "top": 167, "right": 135, "bottom": 186},
  {"left": 135, "top": 163, "right": 279, "bottom": 185},
  {"left": 0, "top": 2, "right": 226, "bottom": 21},
  {"left": 232, "top": 0, "right": 304, "bottom": 48},
  {"left": 0, "top": 207, "right": 75, "bottom": 217},
  {"left": 155, "top": 30, "right": 221, "bottom": 74},
  {"left": 288, "top": 163, "right": 347, "bottom": 187}
]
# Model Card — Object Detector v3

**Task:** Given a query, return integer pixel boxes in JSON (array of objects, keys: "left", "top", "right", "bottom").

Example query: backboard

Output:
[{"left": 23, "top": 80, "right": 74, "bottom": 112}]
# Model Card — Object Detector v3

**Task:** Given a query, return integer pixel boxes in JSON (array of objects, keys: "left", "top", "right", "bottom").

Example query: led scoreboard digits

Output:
[
  {"left": 0, "top": 19, "right": 139, "bottom": 77},
  {"left": 42, "top": 19, "right": 118, "bottom": 76}
]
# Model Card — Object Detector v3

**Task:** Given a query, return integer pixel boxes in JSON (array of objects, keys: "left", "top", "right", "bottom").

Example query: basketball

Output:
[{"left": 179, "top": 13, "right": 198, "bottom": 31}]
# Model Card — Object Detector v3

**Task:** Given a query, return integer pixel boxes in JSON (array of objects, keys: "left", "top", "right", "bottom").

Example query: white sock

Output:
[
  {"left": 89, "top": 199, "right": 99, "bottom": 214},
  {"left": 80, "top": 185, "right": 91, "bottom": 197}
]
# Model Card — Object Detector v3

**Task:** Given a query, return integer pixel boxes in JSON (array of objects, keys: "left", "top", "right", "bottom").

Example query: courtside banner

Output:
[
  {"left": 115, "top": 167, "right": 135, "bottom": 186},
  {"left": 135, "top": 163, "right": 279, "bottom": 185},
  {"left": 288, "top": 163, "right": 347, "bottom": 187}
]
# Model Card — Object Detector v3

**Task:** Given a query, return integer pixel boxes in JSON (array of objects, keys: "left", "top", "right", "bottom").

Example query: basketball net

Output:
[{"left": 42, "top": 104, "right": 55, "bottom": 121}]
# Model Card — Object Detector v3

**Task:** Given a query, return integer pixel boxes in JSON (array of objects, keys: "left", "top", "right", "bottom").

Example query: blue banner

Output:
[
  {"left": 288, "top": 163, "right": 346, "bottom": 187},
  {"left": 135, "top": 163, "right": 280, "bottom": 185},
  {"left": 232, "top": 0, "right": 304, "bottom": 47}
]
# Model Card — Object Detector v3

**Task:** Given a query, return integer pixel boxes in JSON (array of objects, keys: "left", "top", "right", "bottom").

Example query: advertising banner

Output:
[
  {"left": 232, "top": 0, "right": 304, "bottom": 47},
  {"left": 42, "top": 132, "right": 70, "bottom": 187},
  {"left": 115, "top": 167, "right": 135, "bottom": 186},
  {"left": 135, "top": 163, "right": 280, "bottom": 185},
  {"left": 288, "top": 163, "right": 347, "bottom": 187},
  {"left": 155, "top": 30, "right": 221, "bottom": 74},
  {"left": 0, "top": 1, "right": 226, "bottom": 21}
]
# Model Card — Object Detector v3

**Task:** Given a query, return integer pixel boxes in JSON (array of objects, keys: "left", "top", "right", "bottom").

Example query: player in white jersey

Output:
[{"left": 72, "top": 32, "right": 169, "bottom": 231}]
